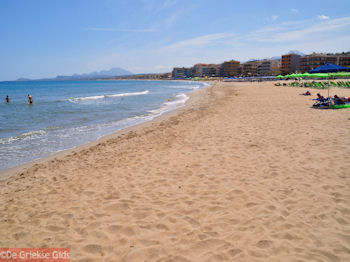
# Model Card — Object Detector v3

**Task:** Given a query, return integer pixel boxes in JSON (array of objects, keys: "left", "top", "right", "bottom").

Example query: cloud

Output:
[
  {"left": 165, "top": 12, "right": 178, "bottom": 26},
  {"left": 246, "top": 16, "right": 350, "bottom": 43},
  {"left": 85, "top": 15, "right": 350, "bottom": 74},
  {"left": 161, "top": 33, "right": 233, "bottom": 51},
  {"left": 318, "top": 15, "right": 330, "bottom": 20},
  {"left": 163, "top": 8, "right": 190, "bottom": 28},
  {"left": 271, "top": 15, "right": 279, "bottom": 21},
  {"left": 85, "top": 27, "right": 156, "bottom": 32},
  {"left": 291, "top": 8, "right": 299, "bottom": 13},
  {"left": 162, "top": 0, "right": 176, "bottom": 9}
]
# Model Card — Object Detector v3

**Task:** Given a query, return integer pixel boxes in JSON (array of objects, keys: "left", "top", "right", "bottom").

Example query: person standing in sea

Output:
[
  {"left": 28, "top": 94, "right": 33, "bottom": 104},
  {"left": 6, "top": 95, "right": 10, "bottom": 103}
]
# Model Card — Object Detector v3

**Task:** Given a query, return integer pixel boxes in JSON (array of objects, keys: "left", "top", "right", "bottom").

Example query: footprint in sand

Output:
[
  {"left": 255, "top": 239, "right": 273, "bottom": 249},
  {"left": 83, "top": 244, "right": 103, "bottom": 255}
]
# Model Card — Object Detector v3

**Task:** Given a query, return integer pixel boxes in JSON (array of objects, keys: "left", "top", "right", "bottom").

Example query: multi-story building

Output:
[
  {"left": 183, "top": 67, "right": 193, "bottom": 78},
  {"left": 172, "top": 67, "right": 185, "bottom": 79},
  {"left": 205, "top": 64, "right": 218, "bottom": 77},
  {"left": 202, "top": 67, "right": 209, "bottom": 77},
  {"left": 221, "top": 60, "right": 240, "bottom": 77},
  {"left": 172, "top": 67, "right": 192, "bottom": 79},
  {"left": 300, "top": 54, "right": 337, "bottom": 72},
  {"left": 338, "top": 56, "right": 350, "bottom": 68},
  {"left": 271, "top": 60, "right": 282, "bottom": 75},
  {"left": 192, "top": 63, "right": 208, "bottom": 77},
  {"left": 216, "top": 64, "right": 222, "bottom": 77},
  {"left": 242, "top": 60, "right": 260, "bottom": 76},
  {"left": 257, "top": 59, "right": 281, "bottom": 75},
  {"left": 300, "top": 54, "right": 350, "bottom": 72},
  {"left": 281, "top": 53, "right": 301, "bottom": 74}
]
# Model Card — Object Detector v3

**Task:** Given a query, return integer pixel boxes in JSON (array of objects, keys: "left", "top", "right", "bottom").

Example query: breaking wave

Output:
[{"left": 69, "top": 90, "right": 149, "bottom": 101}]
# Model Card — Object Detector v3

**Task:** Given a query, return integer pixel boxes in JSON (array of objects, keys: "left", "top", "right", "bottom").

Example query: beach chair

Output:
[{"left": 317, "top": 82, "right": 323, "bottom": 89}]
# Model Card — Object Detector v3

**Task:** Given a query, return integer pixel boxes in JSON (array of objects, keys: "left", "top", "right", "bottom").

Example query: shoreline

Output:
[{"left": 0, "top": 82, "right": 213, "bottom": 180}]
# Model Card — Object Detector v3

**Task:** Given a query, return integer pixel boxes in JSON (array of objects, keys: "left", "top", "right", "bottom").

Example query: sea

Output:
[{"left": 0, "top": 80, "right": 207, "bottom": 171}]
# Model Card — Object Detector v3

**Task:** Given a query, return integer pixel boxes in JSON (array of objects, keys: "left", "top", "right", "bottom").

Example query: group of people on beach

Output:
[
  {"left": 311, "top": 92, "right": 350, "bottom": 107},
  {"left": 315, "top": 93, "right": 349, "bottom": 104},
  {"left": 5, "top": 94, "right": 33, "bottom": 104},
  {"left": 299, "top": 91, "right": 350, "bottom": 105}
]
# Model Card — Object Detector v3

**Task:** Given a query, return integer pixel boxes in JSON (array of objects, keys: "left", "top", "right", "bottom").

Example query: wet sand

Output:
[{"left": 1, "top": 81, "right": 350, "bottom": 261}]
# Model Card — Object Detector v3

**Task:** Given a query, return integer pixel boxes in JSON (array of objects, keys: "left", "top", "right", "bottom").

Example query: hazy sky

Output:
[{"left": 1, "top": 0, "right": 350, "bottom": 80}]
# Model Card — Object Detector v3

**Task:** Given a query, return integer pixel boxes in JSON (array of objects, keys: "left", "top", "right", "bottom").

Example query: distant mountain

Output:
[
  {"left": 288, "top": 50, "right": 306, "bottom": 56},
  {"left": 55, "top": 67, "right": 132, "bottom": 80},
  {"left": 244, "top": 56, "right": 281, "bottom": 63},
  {"left": 16, "top": 78, "right": 32, "bottom": 81},
  {"left": 247, "top": 58, "right": 260, "bottom": 62},
  {"left": 271, "top": 56, "right": 281, "bottom": 61}
]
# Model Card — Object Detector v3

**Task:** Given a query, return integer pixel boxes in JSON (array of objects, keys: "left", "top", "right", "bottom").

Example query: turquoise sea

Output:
[{"left": 0, "top": 80, "right": 207, "bottom": 171}]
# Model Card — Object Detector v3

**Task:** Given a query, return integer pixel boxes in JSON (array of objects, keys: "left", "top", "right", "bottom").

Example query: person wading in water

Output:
[{"left": 28, "top": 94, "right": 33, "bottom": 104}]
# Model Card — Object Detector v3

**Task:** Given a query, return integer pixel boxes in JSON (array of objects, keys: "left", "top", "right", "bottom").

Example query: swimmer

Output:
[
  {"left": 28, "top": 94, "right": 33, "bottom": 104},
  {"left": 6, "top": 95, "right": 9, "bottom": 103}
]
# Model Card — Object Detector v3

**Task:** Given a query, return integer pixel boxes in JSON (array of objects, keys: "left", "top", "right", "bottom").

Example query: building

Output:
[
  {"left": 300, "top": 54, "right": 337, "bottom": 72},
  {"left": 183, "top": 67, "right": 193, "bottom": 78},
  {"left": 205, "top": 64, "right": 218, "bottom": 77},
  {"left": 257, "top": 59, "right": 281, "bottom": 75},
  {"left": 281, "top": 53, "right": 301, "bottom": 74},
  {"left": 221, "top": 60, "right": 240, "bottom": 77},
  {"left": 172, "top": 67, "right": 192, "bottom": 79},
  {"left": 338, "top": 56, "right": 350, "bottom": 68},
  {"left": 242, "top": 60, "right": 260, "bottom": 76},
  {"left": 216, "top": 64, "right": 222, "bottom": 77},
  {"left": 192, "top": 63, "right": 208, "bottom": 77},
  {"left": 172, "top": 67, "right": 184, "bottom": 79},
  {"left": 300, "top": 53, "right": 350, "bottom": 72}
]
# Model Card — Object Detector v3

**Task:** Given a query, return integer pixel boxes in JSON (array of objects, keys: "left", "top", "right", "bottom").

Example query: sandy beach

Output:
[{"left": 1, "top": 81, "right": 350, "bottom": 261}]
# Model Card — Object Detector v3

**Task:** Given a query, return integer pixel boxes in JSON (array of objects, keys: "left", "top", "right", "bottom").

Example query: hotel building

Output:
[
  {"left": 281, "top": 53, "right": 301, "bottom": 74},
  {"left": 242, "top": 60, "right": 260, "bottom": 76},
  {"left": 300, "top": 54, "right": 350, "bottom": 72},
  {"left": 257, "top": 59, "right": 281, "bottom": 75},
  {"left": 221, "top": 60, "right": 240, "bottom": 77}
]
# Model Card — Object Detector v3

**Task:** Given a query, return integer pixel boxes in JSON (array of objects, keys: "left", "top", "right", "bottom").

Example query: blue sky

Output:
[{"left": 1, "top": 0, "right": 350, "bottom": 81}]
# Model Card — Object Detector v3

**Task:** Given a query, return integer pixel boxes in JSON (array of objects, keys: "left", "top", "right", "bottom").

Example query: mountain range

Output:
[
  {"left": 287, "top": 50, "right": 306, "bottom": 56},
  {"left": 55, "top": 67, "right": 132, "bottom": 80},
  {"left": 16, "top": 67, "right": 132, "bottom": 81}
]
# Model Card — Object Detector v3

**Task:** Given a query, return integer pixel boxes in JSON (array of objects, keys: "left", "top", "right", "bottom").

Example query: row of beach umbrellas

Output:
[
  {"left": 276, "top": 63, "right": 350, "bottom": 79},
  {"left": 276, "top": 63, "right": 350, "bottom": 98},
  {"left": 276, "top": 71, "right": 350, "bottom": 79}
]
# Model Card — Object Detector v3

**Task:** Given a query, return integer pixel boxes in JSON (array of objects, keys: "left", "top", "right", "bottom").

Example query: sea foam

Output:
[{"left": 70, "top": 90, "right": 149, "bottom": 101}]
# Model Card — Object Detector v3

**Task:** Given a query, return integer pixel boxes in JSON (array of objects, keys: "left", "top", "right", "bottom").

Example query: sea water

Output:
[{"left": 0, "top": 80, "right": 207, "bottom": 170}]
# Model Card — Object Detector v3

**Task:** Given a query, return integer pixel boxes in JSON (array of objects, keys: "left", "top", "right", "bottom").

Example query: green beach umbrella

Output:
[
  {"left": 301, "top": 72, "right": 311, "bottom": 78},
  {"left": 319, "top": 73, "right": 329, "bottom": 78},
  {"left": 330, "top": 72, "right": 350, "bottom": 77},
  {"left": 309, "top": 73, "right": 328, "bottom": 78}
]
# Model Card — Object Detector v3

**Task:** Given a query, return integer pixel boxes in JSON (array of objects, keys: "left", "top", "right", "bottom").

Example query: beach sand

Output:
[{"left": 1, "top": 81, "right": 350, "bottom": 261}]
